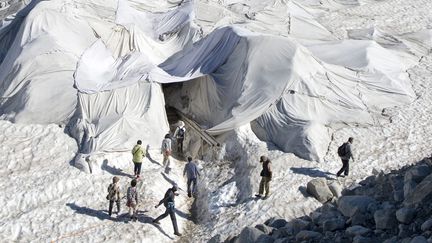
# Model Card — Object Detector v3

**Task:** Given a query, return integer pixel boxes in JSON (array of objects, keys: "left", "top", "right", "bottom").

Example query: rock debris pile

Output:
[{"left": 225, "top": 157, "right": 432, "bottom": 243}]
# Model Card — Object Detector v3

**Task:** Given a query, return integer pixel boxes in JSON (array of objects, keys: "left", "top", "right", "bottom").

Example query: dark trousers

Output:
[
  {"left": 337, "top": 159, "right": 349, "bottom": 176},
  {"left": 154, "top": 206, "right": 179, "bottom": 233},
  {"left": 187, "top": 178, "right": 197, "bottom": 197},
  {"left": 109, "top": 200, "right": 120, "bottom": 216},
  {"left": 134, "top": 162, "right": 142, "bottom": 176},
  {"left": 177, "top": 138, "right": 184, "bottom": 153}
]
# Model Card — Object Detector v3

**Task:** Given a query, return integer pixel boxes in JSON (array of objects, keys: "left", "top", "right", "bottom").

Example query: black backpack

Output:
[
  {"left": 337, "top": 143, "right": 348, "bottom": 157},
  {"left": 177, "top": 127, "right": 185, "bottom": 138}
]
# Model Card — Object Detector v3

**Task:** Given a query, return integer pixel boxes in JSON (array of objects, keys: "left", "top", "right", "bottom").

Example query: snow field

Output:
[{"left": 0, "top": 120, "right": 193, "bottom": 242}]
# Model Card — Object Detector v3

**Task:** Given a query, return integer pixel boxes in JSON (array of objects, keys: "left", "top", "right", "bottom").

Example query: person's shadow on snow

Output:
[
  {"left": 101, "top": 159, "right": 133, "bottom": 178},
  {"left": 175, "top": 208, "right": 191, "bottom": 220},
  {"left": 136, "top": 212, "right": 174, "bottom": 240},
  {"left": 146, "top": 153, "right": 162, "bottom": 166},
  {"left": 290, "top": 167, "right": 335, "bottom": 180},
  {"left": 66, "top": 203, "right": 111, "bottom": 221}
]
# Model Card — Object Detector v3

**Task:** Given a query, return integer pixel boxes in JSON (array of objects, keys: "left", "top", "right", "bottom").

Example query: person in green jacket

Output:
[{"left": 132, "top": 140, "right": 145, "bottom": 178}]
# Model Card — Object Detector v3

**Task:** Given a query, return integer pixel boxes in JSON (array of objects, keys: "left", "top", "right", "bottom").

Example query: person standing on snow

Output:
[
  {"left": 255, "top": 155, "right": 272, "bottom": 199},
  {"left": 336, "top": 137, "right": 355, "bottom": 177},
  {"left": 173, "top": 121, "right": 186, "bottom": 153},
  {"left": 107, "top": 176, "right": 121, "bottom": 217},
  {"left": 132, "top": 140, "right": 145, "bottom": 178},
  {"left": 183, "top": 157, "right": 200, "bottom": 198},
  {"left": 153, "top": 185, "right": 182, "bottom": 236},
  {"left": 126, "top": 179, "right": 139, "bottom": 221},
  {"left": 161, "top": 134, "right": 172, "bottom": 168}
]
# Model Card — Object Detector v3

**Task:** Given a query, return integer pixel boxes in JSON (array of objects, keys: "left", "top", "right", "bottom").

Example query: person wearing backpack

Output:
[
  {"left": 255, "top": 155, "right": 272, "bottom": 199},
  {"left": 153, "top": 185, "right": 182, "bottom": 236},
  {"left": 126, "top": 179, "right": 139, "bottom": 221},
  {"left": 336, "top": 137, "right": 355, "bottom": 177},
  {"left": 174, "top": 121, "right": 186, "bottom": 153},
  {"left": 132, "top": 140, "right": 145, "bottom": 178},
  {"left": 183, "top": 156, "right": 200, "bottom": 198},
  {"left": 161, "top": 134, "right": 172, "bottom": 168},
  {"left": 107, "top": 176, "right": 121, "bottom": 217}
]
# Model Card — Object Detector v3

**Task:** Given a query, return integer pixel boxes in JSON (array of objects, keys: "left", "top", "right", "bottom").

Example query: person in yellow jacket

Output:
[{"left": 132, "top": 140, "right": 145, "bottom": 178}]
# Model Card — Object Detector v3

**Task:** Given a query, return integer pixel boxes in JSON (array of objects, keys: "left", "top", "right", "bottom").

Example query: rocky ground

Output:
[{"left": 224, "top": 156, "right": 432, "bottom": 243}]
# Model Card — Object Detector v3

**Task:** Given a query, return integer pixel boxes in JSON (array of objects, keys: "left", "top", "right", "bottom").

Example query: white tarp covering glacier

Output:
[{"left": 0, "top": 0, "right": 422, "bottom": 160}]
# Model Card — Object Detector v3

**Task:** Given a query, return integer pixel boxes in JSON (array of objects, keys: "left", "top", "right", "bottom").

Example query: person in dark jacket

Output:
[
  {"left": 183, "top": 157, "right": 200, "bottom": 197},
  {"left": 153, "top": 185, "right": 182, "bottom": 236},
  {"left": 107, "top": 176, "right": 121, "bottom": 217},
  {"left": 173, "top": 121, "right": 186, "bottom": 153},
  {"left": 255, "top": 155, "right": 272, "bottom": 198},
  {"left": 336, "top": 137, "right": 355, "bottom": 177}
]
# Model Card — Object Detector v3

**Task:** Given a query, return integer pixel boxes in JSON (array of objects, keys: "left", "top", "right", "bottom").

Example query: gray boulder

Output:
[
  {"left": 422, "top": 219, "right": 432, "bottom": 231},
  {"left": 312, "top": 209, "right": 344, "bottom": 227},
  {"left": 273, "top": 239, "right": 291, "bottom": 243},
  {"left": 402, "top": 238, "right": 413, "bottom": 243},
  {"left": 307, "top": 178, "right": 333, "bottom": 203},
  {"left": 255, "top": 224, "right": 273, "bottom": 234},
  {"left": 404, "top": 180, "right": 418, "bottom": 199},
  {"left": 256, "top": 235, "right": 275, "bottom": 243},
  {"left": 310, "top": 211, "right": 322, "bottom": 225},
  {"left": 396, "top": 207, "right": 416, "bottom": 224},
  {"left": 328, "top": 181, "right": 343, "bottom": 198},
  {"left": 405, "top": 164, "right": 431, "bottom": 183},
  {"left": 410, "top": 236, "right": 428, "bottom": 243},
  {"left": 350, "top": 210, "right": 372, "bottom": 226},
  {"left": 390, "top": 174, "right": 404, "bottom": 191},
  {"left": 346, "top": 225, "right": 371, "bottom": 236},
  {"left": 338, "top": 196, "right": 376, "bottom": 217},
  {"left": 398, "top": 224, "right": 413, "bottom": 238},
  {"left": 271, "top": 226, "right": 294, "bottom": 239},
  {"left": 322, "top": 218, "right": 345, "bottom": 231},
  {"left": 383, "top": 236, "right": 398, "bottom": 243},
  {"left": 286, "top": 219, "right": 311, "bottom": 235},
  {"left": 235, "top": 227, "right": 267, "bottom": 243},
  {"left": 374, "top": 209, "right": 397, "bottom": 229},
  {"left": 405, "top": 173, "right": 432, "bottom": 206},
  {"left": 353, "top": 236, "right": 372, "bottom": 243},
  {"left": 269, "top": 219, "right": 287, "bottom": 229},
  {"left": 394, "top": 189, "right": 405, "bottom": 202},
  {"left": 295, "top": 230, "right": 322, "bottom": 241}
]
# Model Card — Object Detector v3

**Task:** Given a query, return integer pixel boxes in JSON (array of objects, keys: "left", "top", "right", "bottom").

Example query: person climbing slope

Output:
[
  {"left": 183, "top": 156, "right": 200, "bottom": 198},
  {"left": 126, "top": 179, "right": 139, "bottom": 221},
  {"left": 131, "top": 140, "right": 145, "bottom": 178},
  {"left": 106, "top": 176, "right": 121, "bottom": 217},
  {"left": 153, "top": 185, "right": 182, "bottom": 236},
  {"left": 336, "top": 137, "right": 355, "bottom": 177},
  {"left": 255, "top": 155, "right": 272, "bottom": 199}
]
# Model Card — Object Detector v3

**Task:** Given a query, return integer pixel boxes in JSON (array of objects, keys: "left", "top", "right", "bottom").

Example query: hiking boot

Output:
[
  {"left": 174, "top": 232, "right": 182, "bottom": 236},
  {"left": 152, "top": 220, "right": 160, "bottom": 225},
  {"left": 255, "top": 194, "right": 262, "bottom": 198},
  {"left": 187, "top": 192, "right": 192, "bottom": 198}
]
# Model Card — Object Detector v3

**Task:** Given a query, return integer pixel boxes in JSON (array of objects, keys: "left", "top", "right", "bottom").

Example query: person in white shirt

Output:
[{"left": 161, "top": 134, "right": 172, "bottom": 168}]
